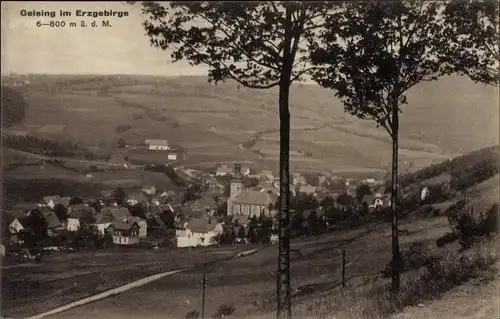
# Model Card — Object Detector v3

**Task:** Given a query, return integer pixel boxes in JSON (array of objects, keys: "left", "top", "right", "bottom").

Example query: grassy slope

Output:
[{"left": 3, "top": 74, "right": 498, "bottom": 174}]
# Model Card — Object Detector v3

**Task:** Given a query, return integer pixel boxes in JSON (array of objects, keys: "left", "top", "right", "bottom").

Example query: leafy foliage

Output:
[
  {"left": 443, "top": 0, "right": 499, "bottom": 86},
  {"left": 382, "top": 241, "right": 433, "bottom": 278},
  {"left": 213, "top": 304, "right": 236, "bottom": 318},
  {"left": 53, "top": 203, "right": 68, "bottom": 221},
  {"left": 113, "top": 187, "right": 127, "bottom": 206},
  {"left": 1, "top": 86, "right": 27, "bottom": 127},
  {"left": 139, "top": 1, "right": 331, "bottom": 88},
  {"left": 356, "top": 184, "right": 372, "bottom": 203},
  {"left": 185, "top": 310, "right": 200, "bottom": 319}
]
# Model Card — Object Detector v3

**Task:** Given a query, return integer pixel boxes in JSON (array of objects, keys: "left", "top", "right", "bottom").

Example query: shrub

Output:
[
  {"left": 382, "top": 241, "right": 433, "bottom": 277},
  {"left": 436, "top": 231, "right": 460, "bottom": 247},
  {"left": 185, "top": 310, "right": 200, "bottom": 319},
  {"left": 212, "top": 304, "right": 236, "bottom": 318},
  {"left": 447, "top": 202, "right": 499, "bottom": 250}
]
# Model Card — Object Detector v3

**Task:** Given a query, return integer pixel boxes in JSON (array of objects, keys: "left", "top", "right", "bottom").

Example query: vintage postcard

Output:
[{"left": 1, "top": 1, "right": 499, "bottom": 319}]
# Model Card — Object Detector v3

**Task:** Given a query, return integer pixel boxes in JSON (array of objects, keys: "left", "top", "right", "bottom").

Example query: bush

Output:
[
  {"left": 185, "top": 310, "right": 199, "bottom": 319},
  {"left": 436, "top": 231, "right": 460, "bottom": 247},
  {"left": 212, "top": 304, "right": 235, "bottom": 318},
  {"left": 382, "top": 241, "right": 433, "bottom": 277},
  {"left": 447, "top": 202, "right": 499, "bottom": 250}
]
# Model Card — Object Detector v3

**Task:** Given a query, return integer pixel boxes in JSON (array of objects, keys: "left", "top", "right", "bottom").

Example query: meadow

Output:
[
  {"left": 4, "top": 74, "right": 498, "bottom": 175},
  {"left": 0, "top": 245, "right": 251, "bottom": 318},
  {"left": 42, "top": 216, "right": 497, "bottom": 319}
]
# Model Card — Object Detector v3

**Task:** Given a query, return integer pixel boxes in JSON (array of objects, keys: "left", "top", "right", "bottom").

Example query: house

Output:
[
  {"left": 5, "top": 212, "right": 30, "bottom": 244},
  {"left": 361, "top": 194, "right": 385, "bottom": 209},
  {"left": 298, "top": 185, "right": 317, "bottom": 196},
  {"left": 176, "top": 217, "right": 223, "bottom": 248},
  {"left": 270, "top": 233, "right": 279, "bottom": 244},
  {"left": 421, "top": 187, "right": 430, "bottom": 201},
  {"left": 142, "top": 185, "right": 157, "bottom": 196},
  {"left": 43, "top": 211, "right": 64, "bottom": 237},
  {"left": 126, "top": 192, "right": 149, "bottom": 206},
  {"left": 67, "top": 204, "right": 97, "bottom": 231},
  {"left": 145, "top": 139, "right": 169, "bottom": 151},
  {"left": 108, "top": 218, "right": 141, "bottom": 245},
  {"left": 40, "top": 196, "right": 60, "bottom": 209},
  {"left": 216, "top": 166, "right": 233, "bottom": 176},
  {"left": 7, "top": 215, "right": 29, "bottom": 236}
]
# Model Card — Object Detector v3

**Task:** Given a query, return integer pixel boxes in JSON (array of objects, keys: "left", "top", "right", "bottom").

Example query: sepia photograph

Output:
[{"left": 1, "top": 1, "right": 499, "bottom": 319}]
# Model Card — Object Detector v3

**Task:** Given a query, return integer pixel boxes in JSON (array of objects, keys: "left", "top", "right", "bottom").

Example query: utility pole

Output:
[{"left": 201, "top": 252, "right": 207, "bottom": 319}]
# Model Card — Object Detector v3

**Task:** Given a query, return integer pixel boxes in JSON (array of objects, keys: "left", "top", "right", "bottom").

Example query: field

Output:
[
  {"left": 36, "top": 217, "right": 456, "bottom": 319},
  {"left": 3, "top": 74, "right": 498, "bottom": 175},
  {"left": 0, "top": 245, "right": 251, "bottom": 318}
]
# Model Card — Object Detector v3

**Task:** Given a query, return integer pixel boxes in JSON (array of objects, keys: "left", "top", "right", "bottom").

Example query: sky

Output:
[{"left": 1, "top": 1, "right": 209, "bottom": 76}]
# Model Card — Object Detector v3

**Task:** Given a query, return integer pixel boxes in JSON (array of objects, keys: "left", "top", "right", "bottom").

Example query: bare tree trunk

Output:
[
  {"left": 390, "top": 103, "right": 401, "bottom": 294},
  {"left": 277, "top": 7, "right": 293, "bottom": 319}
]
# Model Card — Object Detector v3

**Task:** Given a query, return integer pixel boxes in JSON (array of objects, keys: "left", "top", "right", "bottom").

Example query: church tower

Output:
[{"left": 230, "top": 163, "right": 244, "bottom": 198}]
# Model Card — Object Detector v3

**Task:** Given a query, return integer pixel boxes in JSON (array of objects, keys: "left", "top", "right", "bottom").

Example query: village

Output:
[{"left": 2, "top": 159, "right": 422, "bottom": 261}]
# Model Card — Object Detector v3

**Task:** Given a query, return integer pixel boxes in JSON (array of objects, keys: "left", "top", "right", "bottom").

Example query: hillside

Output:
[{"left": 2, "top": 74, "right": 498, "bottom": 175}]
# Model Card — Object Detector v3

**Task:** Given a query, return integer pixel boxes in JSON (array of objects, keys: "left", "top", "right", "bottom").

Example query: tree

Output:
[
  {"left": 319, "top": 196, "right": 335, "bottom": 209},
  {"left": 310, "top": 0, "right": 499, "bottom": 294},
  {"left": 117, "top": 138, "right": 127, "bottom": 148},
  {"left": 113, "top": 187, "right": 127, "bottom": 206},
  {"left": 129, "top": 203, "right": 147, "bottom": 219},
  {"left": 69, "top": 197, "right": 84, "bottom": 206},
  {"left": 1, "top": 86, "right": 27, "bottom": 127},
  {"left": 336, "top": 193, "right": 354, "bottom": 207},
  {"left": 306, "top": 210, "right": 318, "bottom": 235},
  {"left": 356, "top": 184, "right": 372, "bottom": 203},
  {"left": 443, "top": 0, "right": 499, "bottom": 86},
  {"left": 24, "top": 210, "right": 48, "bottom": 247},
  {"left": 53, "top": 203, "right": 68, "bottom": 222},
  {"left": 159, "top": 209, "right": 176, "bottom": 228},
  {"left": 135, "top": 3, "right": 336, "bottom": 315}
]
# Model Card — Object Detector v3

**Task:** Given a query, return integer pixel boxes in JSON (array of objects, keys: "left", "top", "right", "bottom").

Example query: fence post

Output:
[{"left": 342, "top": 248, "right": 346, "bottom": 288}]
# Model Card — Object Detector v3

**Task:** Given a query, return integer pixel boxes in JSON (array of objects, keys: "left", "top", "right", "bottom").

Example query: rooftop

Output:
[
  {"left": 233, "top": 189, "right": 276, "bottom": 206},
  {"left": 145, "top": 139, "right": 169, "bottom": 146}
]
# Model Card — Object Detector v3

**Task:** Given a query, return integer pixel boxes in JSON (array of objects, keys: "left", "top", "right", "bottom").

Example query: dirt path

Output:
[{"left": 391, "top": 270, "right": 500, "bottom": 319}]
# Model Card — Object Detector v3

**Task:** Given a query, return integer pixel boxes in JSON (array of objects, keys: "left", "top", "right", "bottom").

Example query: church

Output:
[{"left": 227, "top": 163, "right": 276, "bottom": 218}]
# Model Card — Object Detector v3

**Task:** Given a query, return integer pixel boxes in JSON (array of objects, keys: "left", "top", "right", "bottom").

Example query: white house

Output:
[
  {"left": 9, "top": 218, "right": 27, "bottom": 235},
  {"left": 108, "top": 219, "right": 141, "bottom": 245},
  {"left": 145, "top": 139, "right": 169, "bottom": 151},
  {"left": 39, "top": 196, "right": 60, "bottom": 209},
  {"left": 142, "top": 185, "right": 157, "bottom": 196},
  {"left": 176, "top": 217, "right": 223, "bottom": 248},
  {"left": 421, "top": 187, "right": 430, "bottom": 201}
]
